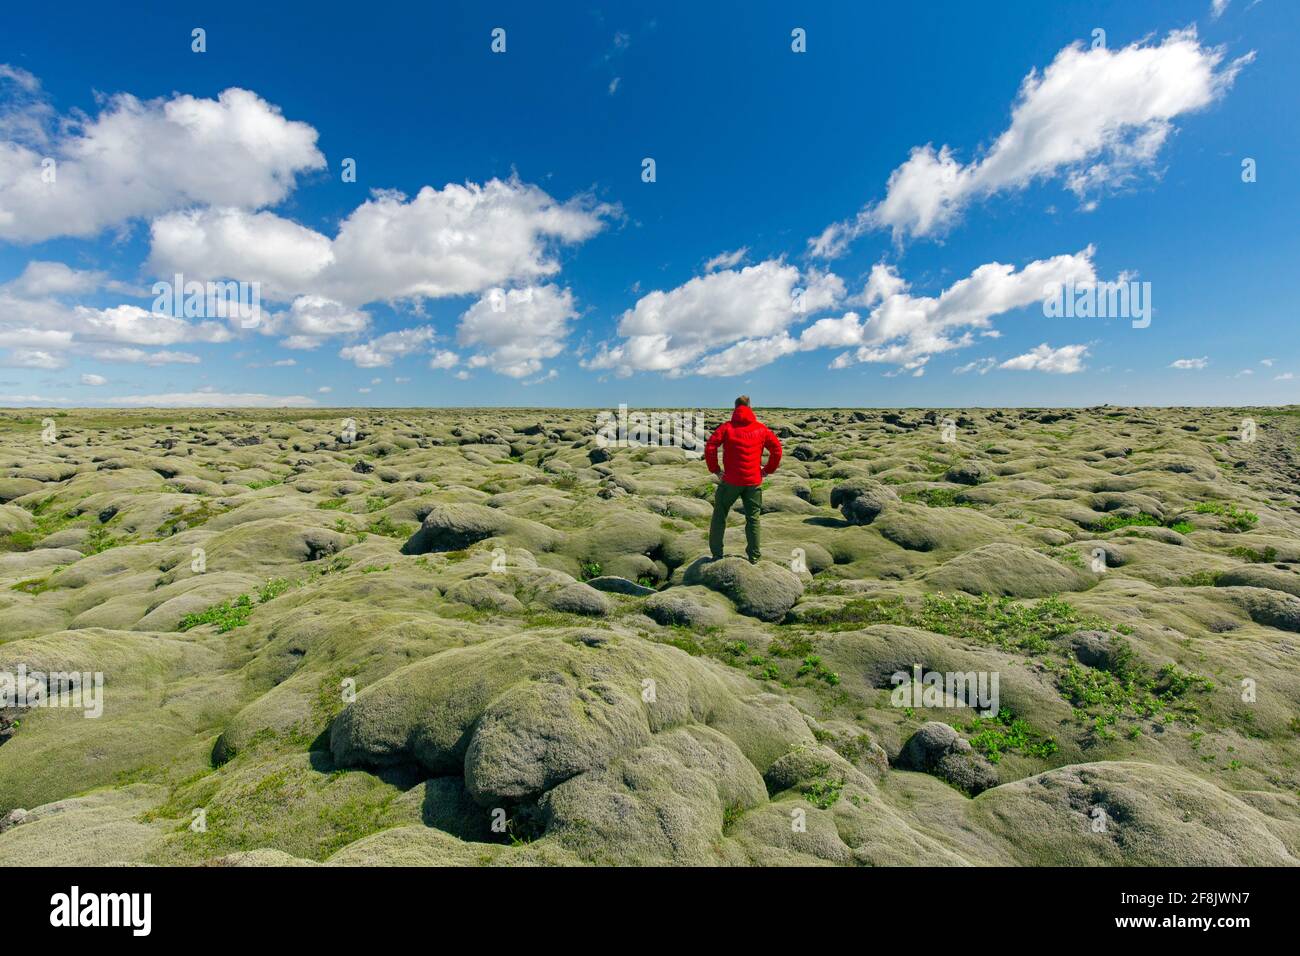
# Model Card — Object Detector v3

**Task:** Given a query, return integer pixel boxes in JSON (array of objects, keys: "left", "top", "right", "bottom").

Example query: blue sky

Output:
[{"left": 0, "top": 0, "right": 1295, "bottom": 408}]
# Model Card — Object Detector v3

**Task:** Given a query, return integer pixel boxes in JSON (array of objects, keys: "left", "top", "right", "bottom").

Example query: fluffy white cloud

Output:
[
  {"left": 149, "top": 178, "right": 615, "bottom": 309},
  {"left": 429, "top": 349, "right": 460, "bottom": 370},
  {"left": 1170, "top": 356, "right": 1209, "bottom": 369},
  {"left": 585, "top": 261, "right": 844, "bottom": 376},
  {"left": 4, "top": 261, "right": 104, "bottom": 297},
  {"left": 149, "top": 208, "right": 335, "bottom": 301},
  {"left": 1211, "top": 0, "right": 1230, "bottom": 18},
  {"left": 810, "top": 29, "right": 1251, "bottom": 250},
  {"left": 694, "top": 250, "right": 1097, "bottom": 377},
  {"left": 1000, "top": 343, "right": 1090, "bottom": 373},
  {"left": 258, "top": 296, "right": 371, "bottom": 350},
  {"left": 80, "top": 373, "right": 108, "bottom": 386},
  {"left": 457, "top": 285, "right": 577, "bottom": 378},
  {"left": 0, "top": 84, "right": 324, "bottom": 242},
  {"left": 339, "top": 325, "right": 437, "bottom": 368},
  {"left": 2, "top": 348, "right": 65, "bottom": 369}
]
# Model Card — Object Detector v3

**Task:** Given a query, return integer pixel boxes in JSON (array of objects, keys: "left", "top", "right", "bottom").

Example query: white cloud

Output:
[
  {"left": 339, "top": 325, "right": 436, "bottom": 368},
  {"left": 817, "top": 249, "right": 1097, "bottom": 374},
  {"left": 3, "top": 261, "right": 104, "bottom": 297},
  {"left": 1000, "top": 343, "right": 1090, "bottom": 373},
  {"left": 1260, "top": 358, "right": 1274, "bottom": 366},
  {"left": 149, "top": 177, "right": 615, "bottom": 309},
  {"left": 1275, "top": 372, "right": 1294, "bottom": 381},
  {"left": 80, "top": 373, "right": 108, "bottom": 386},
  {"left": 106, "top": 389, "right": 317, "bottom": 407},
  {"left": 259, "top": 296, "right": 371, "bottom": 350},
  {"left": 272, "top": 358, "right": 296, "bottom": 367},
  {"left": 457, "top": 285, "right": 578, "bottom": 378},
  {"left": 317, "top": 386, "right": 332, "bottom": 394},
  {"left": 429, "top": 350, "right": 459, "bottom": 370},
  {"left": 810, "top": 29, "right": 1252, "bottom": 250},
  {"left": 1211, "top": 0, "right": 1230, "bottom": 19},
  {"left": 704, "top": 247, "right": 749, "bottom": 272},
  {"left": 94, "top": 347, "right": 201, "bottom": 365},
  {"left": 2, "top": 348, "right": 65, "bottom": 369},
  {"left": 954, "top": 358, "right": 997, "bottom": 375},
  {"left": 1170, "top": 356, "right": 1209, "bottom": 369},
  {"left": 585, "top": 261, "right": 844, "bottom": 376},
  {"left": 0, "top": 85, "right": 324, "bottom": 242},
  {"left": 149, "top": 207, "right": 335, "bottom": 301}
]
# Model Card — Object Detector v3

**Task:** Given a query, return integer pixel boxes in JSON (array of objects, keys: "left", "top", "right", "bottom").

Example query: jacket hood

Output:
[{"left": 730, "top": 405, "right": 758, "bottom": 426}]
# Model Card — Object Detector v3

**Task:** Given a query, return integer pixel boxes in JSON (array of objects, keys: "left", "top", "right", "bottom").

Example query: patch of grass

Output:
[
  {"left": 902, "top": 487, "right": 974, "bottom": 508},
  {"left": 1054, "top": 641, "right": 1214, "bottom": 733},
  {"left": 552, "top": 471, "right": 580, "bottom": 491},
  {"left": 11, "top": 574, "right": 58, "bottom": 595},
  {"left": 579, "top": 561, "right": 602, "bottom": 581},
  {"left": 179, "top": 594, "right": 254, "bottom": 633},
  {"left": 365, "top": 515, "right": 413, "bottom": 539},
  {"left": 82, "top": 525, "right": 122, "bottom": 555},
  {"left": 796, "top": 655, "right": 840, "bottom": 686},
  {"left": 961, "top": 708, "right": 1059, "bottom": 764},
  {"left": 802, "top": 764, "right": 844, "bottom": 809},
  {"left": 1193, "top": 501, "right": 1258, "bottom": 532},
  {"left": 158, "top": 500, "right": 224, "bottom": 536},
  {"left": 794, "top": 592, "right": 1116, "bottom": 654},
  {"left": 769, "top": 634, "right": 815, "bottom": 658},
  {"left": 1093, "top": 513, "right": 1162, "bottom": 532},
  {"left": 1228, "top": 545, "right": 1278, "bottom": 563},
  {"left": 364, "top": 495, "right": 388, "bottom": 513},
  {"left": 1178, "top": 570, "right": 1219, "bottom": 587},
  {"left": 316, "top": 497, "right": 348, "bottom": 511},
  {"left": 245, "top": 478, "right": 282, "bottom": 490},
  {"left": 257, "top": 578, "right": 293, "bottom": 603}
]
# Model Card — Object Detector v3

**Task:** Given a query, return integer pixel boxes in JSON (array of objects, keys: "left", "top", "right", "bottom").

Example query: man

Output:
[{"left": 704, "top": 396, "right": 782, "bottom": 564}]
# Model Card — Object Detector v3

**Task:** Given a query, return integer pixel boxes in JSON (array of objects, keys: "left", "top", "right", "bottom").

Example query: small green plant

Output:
[
  {"left": 365, "top": 515, "right": 412, "bottom": 539},
  {"left": 178, "top": 594, "right": 254, "bottom": 633},
  {"left": 316, "top": 498, "right": 348, "bottom": 511},
  {"left": 579, "top": 561, "right": 602, "bottom": 581},
  {"left": 1228, "top": 545, "right": 1278, "bottom": 563},
  {"left": 794, "top": 592, "right": 1116, "bottom": 653},
  {"left": 257, "top": 578, "right": 292, "bottom": 603},
  {"left": 552, "top": 471, "right": 580, "bottom": 491},
  {"left": 962, "top": 709, "right": 1059, "bottom": 763},
  {"left": 1092, "top": 513, "right": 1161, "bottom": 532},
  {"left": 1193, "top": 501, "right": 1258, "bottom": 532},
  {"left": 802, "top": 764, "right": 844, "bottom": 809},
  {"left": 902, "top": 487, "right": 973, "bottom": 509},
  {"left": 796, "top": 655, "right": 840, "bottom": 686}
]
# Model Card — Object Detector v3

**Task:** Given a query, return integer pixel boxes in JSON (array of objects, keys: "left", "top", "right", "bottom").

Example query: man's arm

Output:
[
  {"left": 704, "top": 423, "right": 727, "bottom": 475},
  {"left": 761, "top": 427, "right": 783, "bottom": 476}
]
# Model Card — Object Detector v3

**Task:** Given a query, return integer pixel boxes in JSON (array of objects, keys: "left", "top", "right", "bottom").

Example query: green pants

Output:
[{"left": 710, "top": 480, "right": 762, "bottom": 562}]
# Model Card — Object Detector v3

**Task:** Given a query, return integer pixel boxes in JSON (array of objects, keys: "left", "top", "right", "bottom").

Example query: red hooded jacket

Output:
[{"left": 704, "top": 405, "right": 782, "bottom": 487}]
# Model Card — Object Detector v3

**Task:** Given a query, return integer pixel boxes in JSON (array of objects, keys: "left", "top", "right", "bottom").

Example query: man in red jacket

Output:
[{"left": 704, "top": 396, "right": 783, "bottom": 563}]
